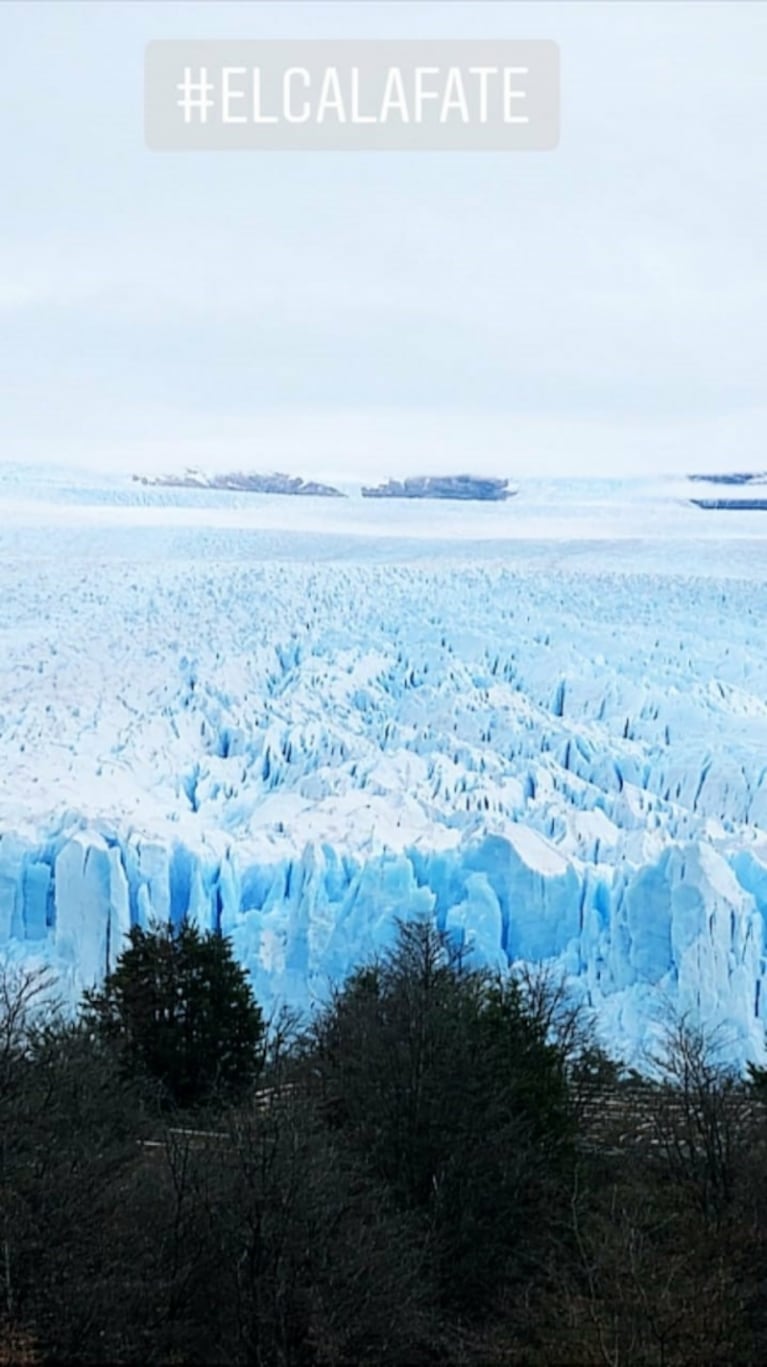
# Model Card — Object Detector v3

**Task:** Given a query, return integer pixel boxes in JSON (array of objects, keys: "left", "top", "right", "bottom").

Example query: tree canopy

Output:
[
  {"left": 83, "top": 919, "right": 264, "bottom": 1109},
  {"left": 307, "top": 920, "right": 576, "bottom": 1309}
]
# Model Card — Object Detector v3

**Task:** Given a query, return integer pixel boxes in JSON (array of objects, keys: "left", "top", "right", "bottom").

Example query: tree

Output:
[
  {"left": 0, "top": 968, "right": 161, "bottom": 1364},
  {"left": 179, "top": 1090, "right": 437, "bottom": 1367},
  {"left": 0, "top": 962, "right": 57, "bottom": 1102},
  {"left": 83, "top": 919, "right": 265, "bottom": 1109},
  {"left": 648, "top": 1016, "right": 751, "bottom": 1220},
  {"left": 305, "top": 920, "right": 576, "bottom": 1312}
]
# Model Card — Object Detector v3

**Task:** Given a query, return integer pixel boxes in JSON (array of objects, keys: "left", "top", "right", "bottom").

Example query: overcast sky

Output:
[{"left": 1, "top": 1, "right": 766, "bottom": 480}]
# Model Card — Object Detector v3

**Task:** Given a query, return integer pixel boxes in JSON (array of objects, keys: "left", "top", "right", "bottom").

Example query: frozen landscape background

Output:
[{"left": 2, "top": 465, "right": 767, "bottom": 1067}]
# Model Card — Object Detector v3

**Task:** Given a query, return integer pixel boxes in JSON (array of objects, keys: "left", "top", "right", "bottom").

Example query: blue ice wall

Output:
[{"left": 0, "top": 824, "right": 763, "bottom": 1068}]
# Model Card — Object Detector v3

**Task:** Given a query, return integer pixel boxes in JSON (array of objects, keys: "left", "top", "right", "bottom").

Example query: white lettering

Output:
[
  {"left": 221, "top": 67, "right": 247, "bottom": 124},
  {"left": 414, "top": 66, "right": 440, "bottom": 122},
  {"left": 468, "top": 66, "right": 498, "bottom": 124},
  {"left": 440, "top": 67, "right": 470, "bottom": 124},
  {"left": 350, "top": 67, "right": 376, "bottom": 123},
  {"left": 503, "top": 66, "right": 529, "bottom": 124},
  {"left": 252, "top": 68, "right": 278, "bottom": 123},
  {"left": 316, "top": 67, "right": 346, "bottom": 123},
  {"left": 283, "top": 67, "right": 311, "bottom": 123},
  {"left": 379, "top": 67, "right": 410, "bottom": 123}
]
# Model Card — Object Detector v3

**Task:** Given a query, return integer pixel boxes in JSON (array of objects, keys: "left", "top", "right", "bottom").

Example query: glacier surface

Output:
[{"left": 2, "top": 469, "right": 767, "bottom": 1067}]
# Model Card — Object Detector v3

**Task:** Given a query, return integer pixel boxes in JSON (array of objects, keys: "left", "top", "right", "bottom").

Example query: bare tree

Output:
[
  {"left": 0, "top": 961, "right": 57, "bottom": 1098},
  {"left": 648, "top": 1015, "right": 752, "bottom": 1220}
]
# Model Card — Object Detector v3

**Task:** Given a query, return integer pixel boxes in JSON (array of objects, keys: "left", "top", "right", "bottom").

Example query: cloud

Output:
[{"left": 0, "top": 1, "right": 765, "bottom": 476}]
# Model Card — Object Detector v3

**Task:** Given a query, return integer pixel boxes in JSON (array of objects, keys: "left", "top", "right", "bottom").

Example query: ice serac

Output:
[
  {"left": 1, "top": 821, "right": 766, "bottom": 1068},
  {"left": 598, "top": 844, "right": 765, "bottom": 1059},
  {"left": 0, "top": 836, "right": 29, "bottom": 943},
  {"left": 54, "top": 836, "right": 112, "bottom": 988}
]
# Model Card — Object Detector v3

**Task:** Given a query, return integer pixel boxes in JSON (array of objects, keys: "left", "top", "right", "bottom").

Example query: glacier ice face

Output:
[
  {"left": 1, "top": 826, "right": 764, "bottom": 1066},
  {"left": 2, "top": 477, "right": 767, "bottom": 1067}
]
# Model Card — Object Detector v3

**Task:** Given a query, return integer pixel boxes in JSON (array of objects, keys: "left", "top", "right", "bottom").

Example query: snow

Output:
[{"left": 2, "top": 466, "right": 767, "bottom": 1067}]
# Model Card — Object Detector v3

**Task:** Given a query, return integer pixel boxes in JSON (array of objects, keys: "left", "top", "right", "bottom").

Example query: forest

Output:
[{"left": 1, "top": 918, "right": 766, "bottom": 1366}]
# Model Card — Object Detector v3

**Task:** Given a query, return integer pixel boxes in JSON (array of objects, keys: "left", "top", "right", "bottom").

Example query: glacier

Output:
[{"left": 2, "top": 468, "right": 767, "bottom": 1067}]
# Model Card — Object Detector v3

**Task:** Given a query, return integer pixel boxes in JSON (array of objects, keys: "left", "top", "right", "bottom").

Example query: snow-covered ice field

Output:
[{"left": 3, "top": 466, "right": 767, "bottom": 1066}]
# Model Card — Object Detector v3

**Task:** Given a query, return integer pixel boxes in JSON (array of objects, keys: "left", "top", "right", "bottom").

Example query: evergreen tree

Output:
[{"left": 83, "top": 919, "right": 264, "bottom": 1109}]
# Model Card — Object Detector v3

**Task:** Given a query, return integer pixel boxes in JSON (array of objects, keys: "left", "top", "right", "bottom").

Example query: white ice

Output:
[{"left": 2, "top": 466, "right": 767, "bottom": 1068}]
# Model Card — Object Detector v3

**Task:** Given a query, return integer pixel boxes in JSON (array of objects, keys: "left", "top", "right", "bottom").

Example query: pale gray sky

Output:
[{"left": 1, "top": 1, "right": 766, "bottom": 480}]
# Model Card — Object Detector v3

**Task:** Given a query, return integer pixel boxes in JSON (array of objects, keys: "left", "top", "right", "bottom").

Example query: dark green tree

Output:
[{"left": 83, "top": 919, "right": 264, "bottom": 1109}]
